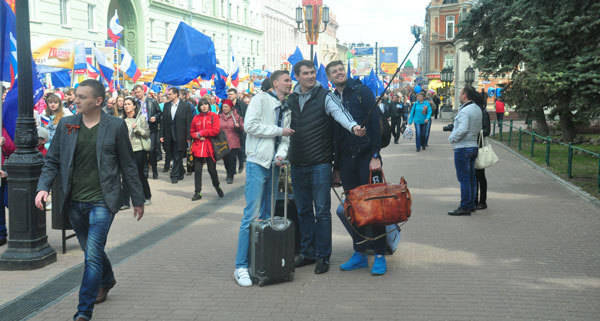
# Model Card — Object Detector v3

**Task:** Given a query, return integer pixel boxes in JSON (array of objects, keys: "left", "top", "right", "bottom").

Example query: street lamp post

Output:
[
  {"left": 296, "top": 0, "right": 329, "bottom": 62},
  {"left": 0, "top": 0, "right": 57, "bottom": 270},
  {"left": 464, "top": 66, "right": 475, "bottom": 87},
  {"left": 440, "top": 66, "right": 454, "bottom": 112}
]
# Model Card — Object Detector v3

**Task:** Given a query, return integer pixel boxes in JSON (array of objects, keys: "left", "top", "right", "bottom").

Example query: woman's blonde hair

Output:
[{"left": 44, "top": 94, "right": 64, "bottom": 125}]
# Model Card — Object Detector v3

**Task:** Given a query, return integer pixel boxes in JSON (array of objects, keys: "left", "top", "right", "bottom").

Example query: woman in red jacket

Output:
[
  {"left": 219, "top": 99, "right": 244, "bottom": 184},
  {"left": 0, "top": 128, "right": 16, "bottom": 246},
  {"left": 190, "top": 98, "right": 224, "bottom": 201}
]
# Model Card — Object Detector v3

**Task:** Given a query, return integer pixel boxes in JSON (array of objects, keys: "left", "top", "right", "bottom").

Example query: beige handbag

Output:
[{"left": 475, "top": 130, "right": 499, "bottom": 169}]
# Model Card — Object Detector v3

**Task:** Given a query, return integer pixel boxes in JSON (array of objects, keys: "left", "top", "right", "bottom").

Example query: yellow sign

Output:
[
  {"left": 32, "top": 39, "right": 75, "bottom": 69},
  {"left": 380, "top": 62, "right": 398, "bottom": 74}
]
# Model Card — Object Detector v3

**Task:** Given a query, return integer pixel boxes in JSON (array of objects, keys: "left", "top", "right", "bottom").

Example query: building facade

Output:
[{"left": 28, "top": 0, "right": 264, "bottom": 84}]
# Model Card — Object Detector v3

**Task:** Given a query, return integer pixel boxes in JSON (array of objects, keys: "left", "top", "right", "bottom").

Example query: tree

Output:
[{"left": 457, "top": 0, "right": 600, "bottom": 141}]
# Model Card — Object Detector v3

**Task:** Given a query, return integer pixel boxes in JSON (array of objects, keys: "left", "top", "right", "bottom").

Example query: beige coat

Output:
[{"left": 125, "top": 114, "right": 151, "bottom": 152}]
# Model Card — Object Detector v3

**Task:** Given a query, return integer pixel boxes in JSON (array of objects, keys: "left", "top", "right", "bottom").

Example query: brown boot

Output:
[{"left": 95, "top": 280, "right": 116, "bottom": 304}]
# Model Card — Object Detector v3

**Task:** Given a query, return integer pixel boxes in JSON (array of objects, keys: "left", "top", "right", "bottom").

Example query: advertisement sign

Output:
[
  {"left": 32, "top": 39, "right": 75, "bottom": 69},
  {"left": 379, "top": 47, "right": 398, "bottom": 75},
  {"left": 351, "top": 47, "right": 374, "bottom": 56},
  {"left": 351, "top": 56, "right": 373, "bottom": 76}
]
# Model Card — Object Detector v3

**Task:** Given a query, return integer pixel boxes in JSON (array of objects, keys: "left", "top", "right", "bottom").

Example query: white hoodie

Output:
[{"left": 244, "top": 91, "right": 291, "bottom": 169}]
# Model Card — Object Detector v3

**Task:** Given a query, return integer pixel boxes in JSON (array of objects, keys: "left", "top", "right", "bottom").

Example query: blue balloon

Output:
[
  {"left": 414, "top": 85, "right": 422, "bottom": 93},
  {"left": 487, "top": 87, "right": 495, "bottom": 97},
  {"left": 496, "top": 87, "right": 503, "bottom": 97}
]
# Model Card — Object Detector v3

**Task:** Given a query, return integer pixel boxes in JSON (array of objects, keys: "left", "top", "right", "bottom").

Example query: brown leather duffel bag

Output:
[{"left": 344, "top": 172, "right": 411, "bottom": 227}]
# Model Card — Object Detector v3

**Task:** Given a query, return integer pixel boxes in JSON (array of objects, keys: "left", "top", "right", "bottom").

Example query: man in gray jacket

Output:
[
  {"left": 35, "top": 79, "right": 144, "bottom": 321},
  {"left": 448, "top": 86, "right": 483, "bottom": 216}
]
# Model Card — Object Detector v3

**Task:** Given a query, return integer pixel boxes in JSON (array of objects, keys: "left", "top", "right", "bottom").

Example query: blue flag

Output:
[
  {"left": 364, "top": 69, "right": 379, "bottom": 97},
  {"left": 153, "top": 22, "right": 217, "bottom": 85},
  {"left": 214, "top": 67, "right": 228, "bottom": 99},
  {"left": 1, "top": 1, "right": 17, "bottom": 83},
  {"left": 2, "top": 73, "right": 45, "bottom": 141},
  {"left": 316, "top": 64, "right": 328, "bottom": 89},
  {"left": 346, "top": 60, "right": 352, "bottom": 80},
  {"left": 287, "top": 46, "right": 303, "bottom": 81},
  {"left": 51, "top": 69, "right": 71, "bottom": 88},
  {"left": 313, "top": 52, "right": 319, "bottom": 70}
]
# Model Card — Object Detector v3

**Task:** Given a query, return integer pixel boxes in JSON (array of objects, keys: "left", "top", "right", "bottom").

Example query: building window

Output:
[
  {"left": 150, "top": 19, "right": 155, "bottom": 41},
  {"left": 221, "top": 0, "right": 225, "bottom": 17},
  {"left": 87, "top": 4, "right": 95, "bottom": 30},
  {"left": 244, "top": 8, "right": 247, "bottom": 25},
  {"left": 165, "top": 22, "right": 170, "bottom": 42},
  {"left": 444, "top": 54, "right": 454, "bottom": 68},
  {"left": 250, "top": 40, "right": 254, "bottom": 56},
  {"left": 237, "top": 6, "right": 240, "bottom": 22},
  {"left": 446, "top": 16, "right": 455, "bottom": 40},
  {"left": 60, "top": 0, "right": 69, "bottom": 25},
  {"left": 256, "top": 40, "right": 259, "bottom": 56}
]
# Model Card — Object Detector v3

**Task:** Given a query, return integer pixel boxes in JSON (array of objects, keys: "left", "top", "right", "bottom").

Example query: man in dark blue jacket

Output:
[{"left": 327, "top": 60, "right": 388, "bottom": 275}]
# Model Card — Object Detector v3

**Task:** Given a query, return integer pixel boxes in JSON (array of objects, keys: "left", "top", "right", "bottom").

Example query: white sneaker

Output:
[{"left": 233, "top": 268, "right": 252, "bottom": 287}]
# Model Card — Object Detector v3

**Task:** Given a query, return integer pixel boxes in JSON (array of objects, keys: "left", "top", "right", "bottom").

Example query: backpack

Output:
[{"left": 377, "top": 107, "right": 392, "bottom": 148}]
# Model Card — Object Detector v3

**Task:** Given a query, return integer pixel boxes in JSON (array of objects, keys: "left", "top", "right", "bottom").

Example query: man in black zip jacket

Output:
[
  {"left": 133, "top": 85, "right": 161, "bottom": 179},
  {"left": 287, "top": 60, "right": 366, "bottom": 275},
  {"left": 327, "top": 60, "right": 388, "bottom": 276}
]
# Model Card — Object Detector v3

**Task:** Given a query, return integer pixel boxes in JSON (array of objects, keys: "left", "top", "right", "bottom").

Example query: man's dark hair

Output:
[
  {"left": 133, "top": 84, "right": 144, "bottom": 92},
  {"left": 227, "top": 88, "right": 237, "bottom": 94},
  {"left": 79, "top": 79, "right": 106, "bottom": 104},
  {"left": 463, "top": 86, "right": 479, "bottom": 103},
  {"left": 325, "top": 60, "right": 344, "bottom": 75},
  {"left": 270, "top": 70, "right": 289, "bottom": 83},
  {"left": 293, "top": 60, "right": 315, "bottom": 76},
  {"left": 168, "top": 87, "right": 180, "bottom": 96}
]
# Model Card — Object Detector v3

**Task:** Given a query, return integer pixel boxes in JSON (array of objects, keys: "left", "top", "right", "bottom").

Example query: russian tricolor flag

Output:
[
  {"left": 40, "top": 114, "right": 50, "bottom": 126},
  {"left": 119, "top": 45, "right": 141, "bottom": 83},
  {"left": 108, "top": 10, "right": 123, "bottom": 43},
  {"left": 229, "top": 52, "right": 239, "bottom": 87},
  {"left": 93, "top": 47, "right": 113, "bottom": 84}
]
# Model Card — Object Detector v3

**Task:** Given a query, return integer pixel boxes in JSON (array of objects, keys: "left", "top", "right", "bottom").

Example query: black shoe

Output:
[
  {"left": 178, "top": 176, "right": 184, "bottom": 181},
  {"left": 476, "top": 203, "right": 487, "bottom": 210},
  {"left": 226, "top": 177, "right": 233, "bottom": 184},
  {"left": 314, "top": 258, "right": 330, "bottom": 274},
  {"left": 416, "top": 149, "right": 420, "bottom": 152},
  {"left": 191, "top": 192, "right": 202, "bottom": 201},
  {"left": 394, "top": 140, "right": 399, "bottom": 144},
  {"left": 171, "top": 179, "right": 178, "bottom": 184},
  {"left": 152, "top": 173, "right": 158, "bottom": 180},
  {"left": 294, "top": 255, "right": 316, "bottom": 268},
  {"left": 0, "top": 238, "right": 6, "bottom": 246},
  {"left": 186, "top": 171, "right": 193, "bottom": 176},
  {"left": 162, "top": 167, "right": 169, "bottom": 173},
  {"left": 448, "top": 207, "right": 472, "bottom": 216},
  {"left": 422, "top": 146, "right": 426, "bottom": 150},
  {"left": 238, "top": 163, "right": 245, "bottom": 173},
  {"left": 216, "top": 187, "right": 224, "bottom": 198}
]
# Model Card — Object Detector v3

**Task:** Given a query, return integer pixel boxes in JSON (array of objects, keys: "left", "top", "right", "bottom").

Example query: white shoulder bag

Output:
[{"left": 475, "top": 130, "right": 499, "bottom": 169}]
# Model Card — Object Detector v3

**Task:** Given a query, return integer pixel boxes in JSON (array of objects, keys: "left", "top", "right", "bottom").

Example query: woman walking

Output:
[
  {"left": 190, "top": 98, "right": 224, "bottom": 201},
  {"left": 408, "top": 92, "right": 432, "bottom": 152},
  {"left": 123, "top": 97, "right": 152, "bottom": 205},
  {"left": 219, "top": 99, "right": 244, "bottom": 184}
]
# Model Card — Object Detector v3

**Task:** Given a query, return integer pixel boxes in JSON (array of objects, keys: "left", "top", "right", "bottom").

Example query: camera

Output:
[{"left": 442, "top": 123, "right": 454, "bottom": 132}]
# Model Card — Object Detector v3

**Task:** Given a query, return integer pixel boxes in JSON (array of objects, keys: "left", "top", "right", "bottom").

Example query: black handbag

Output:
[{"left": 211, "top": 130, "right": 230, "bottom": 160}]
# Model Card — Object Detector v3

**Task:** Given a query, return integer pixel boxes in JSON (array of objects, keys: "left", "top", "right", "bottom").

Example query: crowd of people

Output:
[{"left": 1, "top": 56, "right": 491, "bottom": 320}]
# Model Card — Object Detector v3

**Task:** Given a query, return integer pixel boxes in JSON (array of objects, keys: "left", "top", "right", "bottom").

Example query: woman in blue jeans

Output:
[{"left": 407, "top": 92, "right": 432, "bottom": 152}]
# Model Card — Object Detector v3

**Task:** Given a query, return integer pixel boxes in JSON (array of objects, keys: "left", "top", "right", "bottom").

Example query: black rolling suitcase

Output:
[
  {"left": 249, "top": 161, "right": 295, "bottom": 286},
  {"left": 273, "top": 169, "right": 301, "bottom": 254}
]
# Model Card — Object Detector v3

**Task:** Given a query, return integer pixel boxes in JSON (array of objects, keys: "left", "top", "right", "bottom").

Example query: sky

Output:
[{"left": 325, "top": 0, "right": 430, "bottom": 68}]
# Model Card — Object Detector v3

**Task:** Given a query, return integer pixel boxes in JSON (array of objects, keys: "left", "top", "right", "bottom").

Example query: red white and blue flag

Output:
[
  {"left": 40, "top": 114, "right": 50, "bottom": 126},
  {"left": 229, "top": 50, "right": 239, "bottom": 87},
  {"left": 93, "top": 47, "right": 114, "bottom": 90},
  {"left": 86, "top": 57, "right": 98, "bottom": 78},
  {"left": 108, "top": 10, "right": 123, "bottom": 43},
  {"left": 119, "top": 45, "right": 141, "bottom": 82}
]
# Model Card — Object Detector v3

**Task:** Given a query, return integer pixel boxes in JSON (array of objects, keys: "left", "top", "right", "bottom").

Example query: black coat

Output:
[
  {"left": 142, "top": 97, "right": 161, "bottom": 132},
  {"left": 160, "top": 100, "right": 193, "bottom": 152}
]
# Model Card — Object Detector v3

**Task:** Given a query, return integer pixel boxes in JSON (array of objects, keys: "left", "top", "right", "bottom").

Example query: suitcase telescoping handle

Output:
[{"left": 270, "top": 160, "right": 289, "bottom": 225}]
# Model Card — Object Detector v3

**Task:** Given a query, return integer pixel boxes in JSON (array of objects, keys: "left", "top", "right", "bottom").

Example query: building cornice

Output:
[{"left": 149, "top": 0, "right": 263, "bottom": 35}]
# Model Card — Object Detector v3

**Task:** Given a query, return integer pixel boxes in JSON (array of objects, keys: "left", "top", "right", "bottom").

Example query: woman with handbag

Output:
[
  {"left": 123, "top": 97, "right": 152, "bottom": 205},
  {"left": 219, "top": 99, "right": 244, "bottom": 184},
  {"left": 190, "top": 98, "right": 224, "bottom": 201},
  {"left": 475, "top": 95, "right": 492, "bottom": 210}
]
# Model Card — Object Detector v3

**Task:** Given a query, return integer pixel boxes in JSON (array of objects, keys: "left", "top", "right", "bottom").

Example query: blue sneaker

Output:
[
  {"left": 340, "top": 252, "right": 368, "bottom": 271},
  {"left": 371, "top": 255, "right": 387, "bottom": 275}
]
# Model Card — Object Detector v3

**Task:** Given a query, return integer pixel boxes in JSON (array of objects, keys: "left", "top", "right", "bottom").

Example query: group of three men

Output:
[{"left": 233, "top": 59, "right": 387, "bottom": 287}]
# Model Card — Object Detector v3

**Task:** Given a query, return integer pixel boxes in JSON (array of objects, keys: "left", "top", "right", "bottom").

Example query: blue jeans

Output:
[
  {"left": 414, "top": 123, "right": 427, "bottom": 150},
  {"left": 234, "top": 161, "right": 278, "bottom": 268},
  {"left": 291, "top": 163, "right": 332, "bottom": 260},
  {"left": 69, "top": 201, "right": 115, "bottom": 321},
  {"left": 424, "top": 120, "right": 432, "bottom": 147},
  {"left": 454, "top": 147, "right": 478, "bottom": 210}
]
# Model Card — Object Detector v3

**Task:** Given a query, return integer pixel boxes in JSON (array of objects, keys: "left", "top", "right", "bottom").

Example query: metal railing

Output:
[{"left": 492, "top": 120, "right": 600, "bottom": 193}]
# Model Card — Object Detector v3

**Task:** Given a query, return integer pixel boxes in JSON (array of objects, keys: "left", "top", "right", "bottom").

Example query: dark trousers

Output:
[
  {"left": 163, "top": 141, "right": 171, "bottom": 170},
  {"left": 424, "top": 119, "right": 432, "bottom": 147},
  {"left": 0, "top": 180, "right": 7, "bottom": 239},
  {"left": 147, "top": 131, "right": 160, "bottom": 176},
  {"left": 391, "top": 117, "right": 402, "bottom": 142},
  {"left": 170, "top": 140, "right": 185, "bottom": 181},
  {"left": 134, "top": 151, "right": 152, "bottom": 200},
  {"left": 223, "top": 148, "right": 239, "bottom": 178},
  {"left": 338, "top": 153, "right": 386, "bottom": 255},
  {"left": 475, "top": 168, "right": 487, "bottom": 205},
  {"left": 238, "top": 133, "right": 246, "bottom": 167},
  {"left": 194, "top": 157, "right": 220, "bottom": 193}
]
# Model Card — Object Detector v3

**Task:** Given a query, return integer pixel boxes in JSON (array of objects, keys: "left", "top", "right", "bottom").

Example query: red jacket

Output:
[
  {"left": 2, "top": 128, "right": 16, "bottom": 166},
  {"left": 190, "top": 112, "right": 220, "bottom": 160},
  {"left": 219, "top": 110, "right": 244, "bottom": 149},
  {"left": 495, "top": 100, "right": 505, "bottom": 113}
]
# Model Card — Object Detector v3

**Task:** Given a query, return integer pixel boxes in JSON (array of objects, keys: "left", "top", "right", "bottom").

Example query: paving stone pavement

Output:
[{"left": 5, "top": 122, "right": 600, "bottom": 321}]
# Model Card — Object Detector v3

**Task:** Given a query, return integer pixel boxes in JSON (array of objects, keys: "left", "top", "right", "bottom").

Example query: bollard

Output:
[
  {"left": 545, "top": 136, "right": 551, "bottom": 166},
  {"left": 499, "top": 120, "right": 503, "bottom": 141},
  {"left": 492, "top": 121, "right": 496, "bottom": 136},
  {"left": 530, "top": 132, "right": 535, "bottom": 157},
  {"left": 567, "top": 144, "right": 573, "bottom": 178},
  {"left": 518, "top": 128, "right": 522, "bottom": 151}
]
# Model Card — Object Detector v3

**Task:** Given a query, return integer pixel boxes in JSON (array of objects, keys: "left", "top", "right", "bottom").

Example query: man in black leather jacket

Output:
[{"left": 134, "top": 85, "right": 162, "bottom": 179}]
